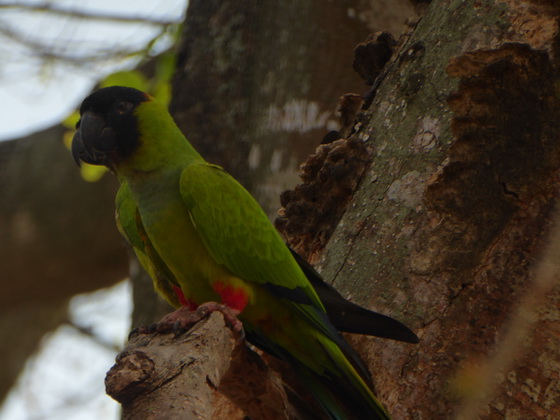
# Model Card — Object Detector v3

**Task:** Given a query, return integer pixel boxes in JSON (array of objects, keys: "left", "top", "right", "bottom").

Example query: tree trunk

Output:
[
  {"left": 311, "top": 0, "right": 560, "bottom": 418},
  {"left": 0, "top": 126, "right": 127, "bottom": 401},
  {"left": 0, "top": 126, "right": 126, "bottom": 309},
  {"left": 170, "top": 0, "right": 414, "bottom": 215}
]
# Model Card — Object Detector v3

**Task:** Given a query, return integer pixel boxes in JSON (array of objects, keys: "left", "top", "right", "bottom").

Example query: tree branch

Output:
[
  {"left": 0, "top": 24, "right": 169, "bottom": 66},
  {"left": 106, "top": 312, "right": 300, "bottom": 420},
  {"left": 0, "top": 2, "right": 181, "bottom": 26}
]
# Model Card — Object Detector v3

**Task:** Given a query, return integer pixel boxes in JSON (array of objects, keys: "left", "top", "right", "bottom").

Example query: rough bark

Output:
[
  {"left": 293, "top": 0, "right": 560, "bottom": 418},
  {"left": 106, "top": 313, "right": 299, "bottom": 420}
]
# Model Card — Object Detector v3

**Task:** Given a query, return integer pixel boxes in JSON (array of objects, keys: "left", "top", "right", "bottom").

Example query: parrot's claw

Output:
[
  {"left": 127, "top": 323, "right": 159, "bottom": 339},
  {"left": 127, "top": 303, "right": 244, "bottom": 341},
  {"left": 235, "top": 325, "right": 246, "bottom": 343},
  {"left": 195, "top": 302, "right": 244, "bottom": 335},
  {"left": 172, "top": 320, "right": 187, "bottom": 337}
]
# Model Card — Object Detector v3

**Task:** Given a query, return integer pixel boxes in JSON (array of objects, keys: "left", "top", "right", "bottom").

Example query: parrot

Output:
[
  {"left": 111, "top": 180, "right": 418, "bottom": 343},
  {"left": 71, "top": 86, "right": 418, "bottom": 420}
]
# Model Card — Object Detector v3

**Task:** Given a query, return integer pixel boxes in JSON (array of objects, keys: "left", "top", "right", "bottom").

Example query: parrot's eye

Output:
[{"left": 115, "top": 101, "right": 133, "bottom": 115}]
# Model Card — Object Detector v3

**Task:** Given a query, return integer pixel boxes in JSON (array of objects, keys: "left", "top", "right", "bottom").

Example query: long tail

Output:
[
  {"left": 296, "top": 334, "right": 390, "bottom": 420},
  {"left": 248, "top": 328, "right": 391, "bottom": 420},
  {"left": 291, "top": 249, "right": 418, "bottom": 344}
]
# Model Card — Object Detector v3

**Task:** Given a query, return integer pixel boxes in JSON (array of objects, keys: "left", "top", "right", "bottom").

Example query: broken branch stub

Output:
[{"left": 105, "top": 312, "right": 299, "bottom": 420}]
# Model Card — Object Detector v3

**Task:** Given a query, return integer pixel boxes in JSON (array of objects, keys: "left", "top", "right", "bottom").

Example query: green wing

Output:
[
  {"left": 116, "top": 182, "right": 181, "bottom": 308},
  {"left": 179, "top": 163, "right": 323, "bottom": 310},
  {"left": 179, "top": 162, "right": 346, "bottom": 357}
]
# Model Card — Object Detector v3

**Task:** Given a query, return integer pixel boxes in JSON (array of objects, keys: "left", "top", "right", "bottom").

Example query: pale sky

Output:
[{"left": 0, "top": 0, "right": 187, "bottom": 140}]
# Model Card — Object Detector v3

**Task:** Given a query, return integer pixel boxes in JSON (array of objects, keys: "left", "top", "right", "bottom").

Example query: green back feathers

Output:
[{"left": 179, "top": 162, "right": 325, "bottom": 311}]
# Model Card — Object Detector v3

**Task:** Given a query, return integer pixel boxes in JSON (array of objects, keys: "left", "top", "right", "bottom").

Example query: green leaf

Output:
[
  {"left": 155, "top": 52, "right": 176, "bottom": 83},
  {"left": 62, "top": 111, "right": 80, "bottom": 130},
  {"left": 62, "top": 130, "right": 74, "bottom": 150},
  {"left": 152, "top": 82, "right": 171, "bottom": 105},
  {"left": 80, "top": 164, "right": 108, "bottom": 182}
]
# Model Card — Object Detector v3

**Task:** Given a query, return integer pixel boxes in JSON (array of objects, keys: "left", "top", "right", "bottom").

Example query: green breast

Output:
[{"left": 131, "top": 175, "right": 222, "bottom": 304}]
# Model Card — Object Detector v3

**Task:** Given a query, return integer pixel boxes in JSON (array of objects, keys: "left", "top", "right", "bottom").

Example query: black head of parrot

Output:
[{"left": 71, "top": 86, "right": 149, "bottom": 169}]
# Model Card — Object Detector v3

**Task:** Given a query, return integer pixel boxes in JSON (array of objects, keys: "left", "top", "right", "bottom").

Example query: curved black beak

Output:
[{"left": 71, "top": 111, "right": 117, "bottom": 167}]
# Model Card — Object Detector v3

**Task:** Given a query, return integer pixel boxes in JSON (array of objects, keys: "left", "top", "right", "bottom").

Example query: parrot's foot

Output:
[
  {"left": 128, "top": 302, "right": 243, "bottom": 340},
  {"left": 195, "top": 301, "right": 243, "bottom": 334}
]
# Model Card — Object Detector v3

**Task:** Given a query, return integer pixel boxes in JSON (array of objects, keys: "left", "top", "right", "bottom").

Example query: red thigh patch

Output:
[
  {"left": 212, "top": 282, "right": 249, "bottom": 313},
  {"left": 172, "top": 285, "right": 198, "bottom": 310}
]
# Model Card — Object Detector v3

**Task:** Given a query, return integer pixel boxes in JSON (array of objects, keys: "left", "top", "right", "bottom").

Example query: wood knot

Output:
[{"left": 105, "top": 350, "right": 155, "bottom": 404}]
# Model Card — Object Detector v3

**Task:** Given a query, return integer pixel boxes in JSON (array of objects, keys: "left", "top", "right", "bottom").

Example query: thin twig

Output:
[{"left": 0, "top": 2, "right": 182, "bottom": 26}]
